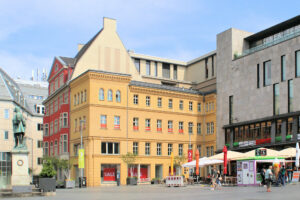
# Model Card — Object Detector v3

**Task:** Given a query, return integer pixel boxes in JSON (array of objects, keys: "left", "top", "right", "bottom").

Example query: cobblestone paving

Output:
[{"left": 7, "top": 184, "right": 300, "bottom": 200}]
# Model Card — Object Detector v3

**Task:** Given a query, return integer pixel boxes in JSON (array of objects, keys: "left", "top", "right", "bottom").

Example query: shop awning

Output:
[
  {"left": 278, "top": 147, "right": 296, "bottom": 158},
  {"left": 182, "top": 157, "right": 223, "bottom": 168},
  {"left": 208, "top": 151, "right": 244, "bottom": 161},
  {"left": 239, "top": 148, "right": 280, "bottom": 159}
]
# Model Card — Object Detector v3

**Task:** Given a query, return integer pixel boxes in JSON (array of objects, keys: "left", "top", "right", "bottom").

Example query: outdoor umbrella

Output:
[
  {"left": 182, "top": 157, "right": 223, "bottom": 168},
  {"left": 296, "top": 143, "right": 299, "bottom": 168},
  {"left": 195, "top": 149, "right": 199, "bottom": 175},
  {"left": 223, "top": 145, "right": 228, "bottom": 175},
  {"left": 209, "top": 150, "right": 244, "bottom": 161},
  {"left": 278, "top": 147, "right": 296, "bottom": 158}
]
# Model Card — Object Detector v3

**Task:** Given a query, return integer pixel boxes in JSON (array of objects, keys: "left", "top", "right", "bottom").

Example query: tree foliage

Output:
[{"left": 40, "top": 159, "right": 56, "bottom": 178}]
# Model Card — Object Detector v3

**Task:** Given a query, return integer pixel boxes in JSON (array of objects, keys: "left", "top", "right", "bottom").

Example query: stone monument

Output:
[{"left": 11, "top": 106, "right": 31, "bottom": 193}]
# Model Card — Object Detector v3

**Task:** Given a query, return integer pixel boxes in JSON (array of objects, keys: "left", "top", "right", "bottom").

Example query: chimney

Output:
[
  {"left": 78, "top": 44, "right": 84, "bottom": 52},
  {"left": 103, "top": 17, "right": 116, "bottom": 32}
]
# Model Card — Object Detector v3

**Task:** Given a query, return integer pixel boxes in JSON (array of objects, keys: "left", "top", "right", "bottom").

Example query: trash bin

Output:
[{"left": 79, "top": 177, "right": 87, "bottom": 188}]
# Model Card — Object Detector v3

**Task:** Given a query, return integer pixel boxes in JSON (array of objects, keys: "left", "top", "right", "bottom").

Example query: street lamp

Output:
[{"left": 79, "top": 120, "right": 86, "bottom": 187}]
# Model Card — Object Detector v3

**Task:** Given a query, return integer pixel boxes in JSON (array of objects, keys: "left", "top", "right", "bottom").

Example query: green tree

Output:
[
  {"left": 40, "top": 159, "right": 56, "bottom": 178},
  {"left": 121, "top": 152, "right": 137, "bottom": 177}
]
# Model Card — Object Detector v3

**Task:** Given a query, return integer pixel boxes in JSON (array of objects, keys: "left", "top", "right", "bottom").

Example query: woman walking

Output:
[{"left": 265, "top": 166, "right": 273, "bottom": 192}]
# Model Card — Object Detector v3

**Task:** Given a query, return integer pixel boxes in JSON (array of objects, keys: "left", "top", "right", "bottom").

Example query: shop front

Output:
[
  {"left": 128, "top": 164, "right": 150, "bottom": 182},
  {"left": 0, "top": 152, "right": 11, "bottom": 189},
  {"left": 237, "top": 157, "right": 285, "bottom": 186},
  {"left": 101, "top": 164, "right": 120, "bottom": 184}
]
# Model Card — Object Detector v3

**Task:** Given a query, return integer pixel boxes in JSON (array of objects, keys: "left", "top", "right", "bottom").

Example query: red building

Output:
[{"left": 43, "top": 56, "right": 74, "bottom": 160}]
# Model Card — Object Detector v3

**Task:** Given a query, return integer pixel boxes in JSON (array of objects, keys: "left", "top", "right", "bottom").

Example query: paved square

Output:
[{"left": 7, "top": 184, "right": 300, "bottom": 200}]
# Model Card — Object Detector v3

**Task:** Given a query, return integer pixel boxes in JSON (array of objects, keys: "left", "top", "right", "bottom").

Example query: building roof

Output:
[
  {"left": 187, "top": 50, "right": 216, "bottom": 65},
  {"left": 129, "top": 52, "right": 187, "bottom": 66},
  {"left": 74, "top": 29, "right": 103, "bottom": 65},
  {"left": 245, "top": 15, "right": 300, "bottom": 42},
  {"left": 59, "top": 56, "right": 75, "bottom": 68},
  {"left": 129, "top": 80, "right": 216, "bottom": 95}
]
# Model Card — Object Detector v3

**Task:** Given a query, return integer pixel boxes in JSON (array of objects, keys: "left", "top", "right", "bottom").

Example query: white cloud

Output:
[{"left": 0, "top": 51, "right": 52, "bottom": 80}]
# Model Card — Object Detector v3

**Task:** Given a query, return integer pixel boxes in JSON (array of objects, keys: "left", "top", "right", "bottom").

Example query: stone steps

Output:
[{"left": 0, "top": 187, "right": 44, "bottom": 198}]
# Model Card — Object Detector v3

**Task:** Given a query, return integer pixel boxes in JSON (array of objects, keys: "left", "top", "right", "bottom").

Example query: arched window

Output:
[
  {"left": 116, "top": 90, "right": 121, "bottom": 102},
  {"left": 99, "top": 88, "right": 104, "bottom": 100},
  {"left": 108, "top": 90, "right": 113, "bottom": 101}
]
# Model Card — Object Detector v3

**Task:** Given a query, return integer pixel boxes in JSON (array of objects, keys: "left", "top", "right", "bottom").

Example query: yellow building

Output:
[{"left": 69, "top": 70, "right": 216, "bottom": 186}]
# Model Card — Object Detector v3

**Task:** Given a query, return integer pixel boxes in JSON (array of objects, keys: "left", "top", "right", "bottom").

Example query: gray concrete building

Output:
[{"left": 216, "top": 15, "right": 300, "bottom": 152}]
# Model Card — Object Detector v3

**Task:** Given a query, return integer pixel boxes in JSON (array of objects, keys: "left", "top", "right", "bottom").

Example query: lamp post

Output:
[{"left": 79, "top": 120, "right": 85, "bottom": 187}]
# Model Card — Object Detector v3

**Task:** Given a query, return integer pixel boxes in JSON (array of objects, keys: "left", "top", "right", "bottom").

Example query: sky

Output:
[{"left": 0, "top": 0, "right": 299, "bottom": 80}]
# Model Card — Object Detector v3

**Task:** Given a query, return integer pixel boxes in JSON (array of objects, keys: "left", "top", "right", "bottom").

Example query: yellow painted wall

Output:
[{"left": 69, "top": 70, "right": 216, "bottom": 186}]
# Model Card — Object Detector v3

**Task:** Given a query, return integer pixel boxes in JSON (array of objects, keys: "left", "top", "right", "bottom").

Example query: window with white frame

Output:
[
  {"left": 101, "top": 142, "right": 119, "bottom": 155},
  {"left": 157, "top": 97, "right": 162, "bottom": 107},
  {"left": 63, "top": 113, "right": 68, "bottom": 128},
  {"left": 54, "top": 119, "right": 58, "bottom": 133},
  {"left": 114, "top": 116, "right": 120, "bottom": 129},
  {"left": 145, "top": 119, "right": 151, "bottom": 131},
  {"left": 206, "top": 123, "right": 210, "bottom": 134},
  {"left": 189, "top": 101, "right": 193, "bottom": 111},
  {"left": 179, "top": 144, "right": 183, "bottom": 156},
  {"left": 188, "top": 122, "right": 193, "bottom": 134},
  {"left": 146, "top": 96, "right": 150, "bottom": 106},
  {"left": 54, "top": 140, "right": 58, "bottom": 155},
  {"left": 179, "top": 100, "right": 183, "bottom": 110},
  {"left": 210, "top": 122, "right": 214, "bottom": 134},
  {"left": 108, "top": 90, "right": 113, "bottom": 101},
  {"left": 157, "top": 143, "right": 161, "bottom": 156},
  {"left": 133, "top": 118, "right": 139, "bottom": 130},
  {"left": 133, "top": 142, "right": 138, "bottom": 155},
  {"left": 179, "top": 121, "right": 183, "bottom": 133},
  {"left": 44, "top": 124, "right": 49, "bottom": 136},
  {"left": 157, "top": 119, "right": 162, "bottom": 132},
  {"left": 100, "top": 115, "right": 107, "bottom": 128},
  {"left": 145, "top": 142, "right": 150, "bottom": 155},
  {"left": 168, "top": 120, "right": 173, "bottom": 133},
  {"left": 197, "top": 123, "right": 201, "bottom": 135},
  {"left": 116, "top": 90, "right": 121, "bottom": 102},
  {"left": 44, "top": 142, "right": 49, "bottom": 156},
  {"left": 99, "top": 88, "right": 104, "bottom": 100},
  {"left": 168, "top": 144, "right": 173, "bottom": 155},
  {"left": 133, "top": 94, "right": 138, "bottom": 104},
  {"left": 37, "top": 123, "right": 43, "bottom": 131},
  {"left": 197, "top": 103, "right": 201, "bottom": 112},
  {"left": 168, "top": 99, "right": 173, "bottom": 109}
]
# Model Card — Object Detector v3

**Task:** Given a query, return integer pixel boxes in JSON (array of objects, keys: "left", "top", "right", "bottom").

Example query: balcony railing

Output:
[{"left": 239, "top": 28, "right": 300, "bottom": 58}]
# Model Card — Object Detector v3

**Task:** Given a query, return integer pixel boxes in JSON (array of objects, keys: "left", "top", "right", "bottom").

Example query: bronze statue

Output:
[{"left": 12, "top": 106, "right": 26, "bottom": 149}]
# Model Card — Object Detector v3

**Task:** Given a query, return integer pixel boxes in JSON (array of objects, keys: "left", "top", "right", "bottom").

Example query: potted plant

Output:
[
  {"left": 59, "top": 159, "right": 75, "bottom": 189},
  {"left": 151, "top": 178, "right": 160, "bottom": 184},
  {"left": 39, "top": 159, "right": 57, "bottom": 192},
  {"left": 122, "top": 152, "right": 138, "bottom": 185}
]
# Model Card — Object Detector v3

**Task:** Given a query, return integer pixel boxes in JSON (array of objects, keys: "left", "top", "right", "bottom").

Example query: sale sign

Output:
[
  {"left": 103, "top": 168, "right": 116, "bottom": 181},
  {"left": 188, "top": 149, "right": 193, "bottom": 162}
]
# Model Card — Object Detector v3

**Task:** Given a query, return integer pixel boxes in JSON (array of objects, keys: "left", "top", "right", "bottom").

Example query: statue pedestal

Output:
[{"left": 11, "top": 149, "right": 31, "bottom": 187}]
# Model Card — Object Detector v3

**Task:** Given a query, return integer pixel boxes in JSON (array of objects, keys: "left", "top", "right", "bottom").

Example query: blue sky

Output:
[{"left": 0, "top": 0, "right": 299, "bottom": 80}]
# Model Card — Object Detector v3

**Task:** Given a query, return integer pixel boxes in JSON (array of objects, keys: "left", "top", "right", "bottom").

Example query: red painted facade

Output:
[{"left": 43, "top": 57, "right": 73, "bottom": 157}]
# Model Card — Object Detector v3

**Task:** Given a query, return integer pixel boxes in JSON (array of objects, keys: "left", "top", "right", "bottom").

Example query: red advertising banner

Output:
[
  {"left": 188, "top": 149, "right": 193, "bottom": 162},
  {"left": 103, "top": 168, "right": 116, "bottom": 181}
]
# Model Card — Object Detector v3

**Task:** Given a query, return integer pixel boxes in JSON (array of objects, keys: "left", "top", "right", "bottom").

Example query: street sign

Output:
[
  {"left": 292, "top": 171, "right": 300, "bottom": 183},
  {"left": 78, "top": 148, "right": 85, "bottom": 169}
]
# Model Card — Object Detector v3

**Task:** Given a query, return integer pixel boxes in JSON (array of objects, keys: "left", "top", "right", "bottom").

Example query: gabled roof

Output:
[
  {"left": 74, "top": 29, "right": 103, "bottom": 65},
  {"left": 59, "top": 56, "right": 75, "bottom": 68}
]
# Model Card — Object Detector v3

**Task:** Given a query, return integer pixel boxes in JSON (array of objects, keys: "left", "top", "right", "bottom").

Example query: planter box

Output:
[
  {"left": 126, "top": 177, "right": 137, "bottom": 185},
  {"left": 64, "top": 180, "right": 75, "bottom": 189},
  {"left": 39, "top": 177, "right": 56, "bottom": 192}
]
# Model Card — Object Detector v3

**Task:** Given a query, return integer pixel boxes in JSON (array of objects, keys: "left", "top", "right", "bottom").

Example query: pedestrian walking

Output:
[
  {"left": 260, "top": 168, "right": 266, "bottom": 186},
  {"left": 265, "top": 166, "right": 273, "bottom": 192},
  {"left": 287, "top": 164, "right": 293, "bottom": 183},
  {"left": 279, "top": 165, "right": 286, "bottom": 186},
  {"left": 211, "top": 168, "right": 217, "bottom": 190},
  {"left": 216, "top": 170, "right": 222, "bottom": 188}
]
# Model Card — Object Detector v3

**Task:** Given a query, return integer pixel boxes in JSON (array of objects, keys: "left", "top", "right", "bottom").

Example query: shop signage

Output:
[
  {"left": 292, "top": 171, "right": 300, "bottom": 183},
  {"left": 255, "top": 148, "right": 267, "bottom": 156},
  {"left": 78, "top": 148, "right": 85, "bottom": 169},
  {"left": 188, "top": 150, "right": 193, "bottom": 162},
  {"left": 104, "top": 168, "right": 116, "bottom": 181}
]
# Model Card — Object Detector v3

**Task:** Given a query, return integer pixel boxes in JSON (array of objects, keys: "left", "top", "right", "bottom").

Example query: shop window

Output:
[
  {"left": 287, "top": 118, "right": 293, "bottom": 136},
  {"left": 101, "top": 164, "right": 119, "bottom": 182}
]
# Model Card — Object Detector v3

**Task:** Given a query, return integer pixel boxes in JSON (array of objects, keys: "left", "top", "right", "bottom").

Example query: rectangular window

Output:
[
  {"left": 146, "top": 61, "right": 151, "bottom": 76},
  {"left": 162, "top": 63, "right": 170, "bottom": 79},
  {"left": 157, "top": 97, "right": 162, "bottom": 107},
  {"left": 133, "top": 95, "right": 138, "bottom": 105},
  {"left": 229, "top": 95, "right": 233, "bottom": 124},
  {"left": 44, "top": 142, "right": 49, "bottom": 156},
  {"left": 273, "top": 83, "right": 280, "bottom": 115},
  {"left": 154, "top": 62, "right": 158, "bottom": 77},
  {"left": 114, "top": 116, "right": 120, "bottom": 129},
  {"left": 197, "top": 103, "right": 201, "bottom": 112},
  {"left": 37, "top": 123, "right": 43, "bottom": 131},
  {"left": 44, "top": 124, "right": 49, "bottom": 136},
  {"left": 157, "top": 143, "right": 161, "bottom": 156},
  {"left": 54, "top": 119, "right": 58, "bottom": 133},
  {"left": 173, "top": 65, "right": 177, "bottom": 80},
  {"left": 145, "top": 119, "right": 151, "bottom": 131},
  {"left": 63, "top": 134, "right": 68, "bottom": 153},
  {"left": 179, "top": 121, "right": 184, "bottom": 133},
  {"left": 4, "top": 131, "right": 8, "bottom": 140},
  {"left": 133, "top": 118, "right": 139, "bottom": 131},
  {"left": 37, "top": 158, "right": 43, "bottom": 165},
  {"left": 281, "top": 55, "right": 286, "bottom": 81},
  {"left": 168, "top": 99, "right": 173, "bottom": 109},
  {"left": 206, "top": 123, "right": 210, "bottom": 134},
  {"left": 168, "top": 144, "right": 173, "bottom": 155},
  {"left": 168, "top": 120, "right": 173, "bottom": 133},
  {"left": 288, "top": 80, "right": 293, "bottom": 113},
  {"left": 146, "top": 96, "right": 150, "bottom": 106},
  {"left": 145, "top": 143, "right": 150, "bottom": 155},
  {"left": 134, "top": 59, "right": 140, "bottom": 72},
  {"left": 4, "top": 109, "right": 9, "bottom": 119},
  {"left": 100, "top": 115, "right": 107, "bottom": 128},
  {"left": 296, "top": 50, "right": 300, "bottom": 77},
  {"left": 188, "top": 122, "right": 193, "bottom": 134},
  {"left": 197, "top": 123, "right": 201, "bottom": 135},
  {"left": 206, "top": 147, "right": 210, "bottom": 157},
  {"left": 189, "top": 101, "right": 193, "bottom": 111},
  {"left": 133, "top": 142, "right": 138, "bottom": 155},
  {"left": 210, "top": 122, "right": 214, "bottom": 134},
  {"left": 263, "top": 60, "right": 271, "bottom": 86},
  {"left": 197, "top": 145, "right": 201, "bottom": 157},
  {"left": 157, "top": 120, "right": 162, "bottom": 132},
  {"left": 54, "top": 140, "right": 58, "bottom": 156},
  {"left": 178, "top": 144, "right": 183, "bottom": 156},
  {"left": 257, "top": 64, "right": 260, "bottom": 88},
  {"left": 50, "top": 121, "right": 53, "bottom": 135},
  {"left": 179, "top": 100, "right": 183, "bottom": 110},
  {"left": 101, "top": 142, "right": 120, "bottom": 155}
]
